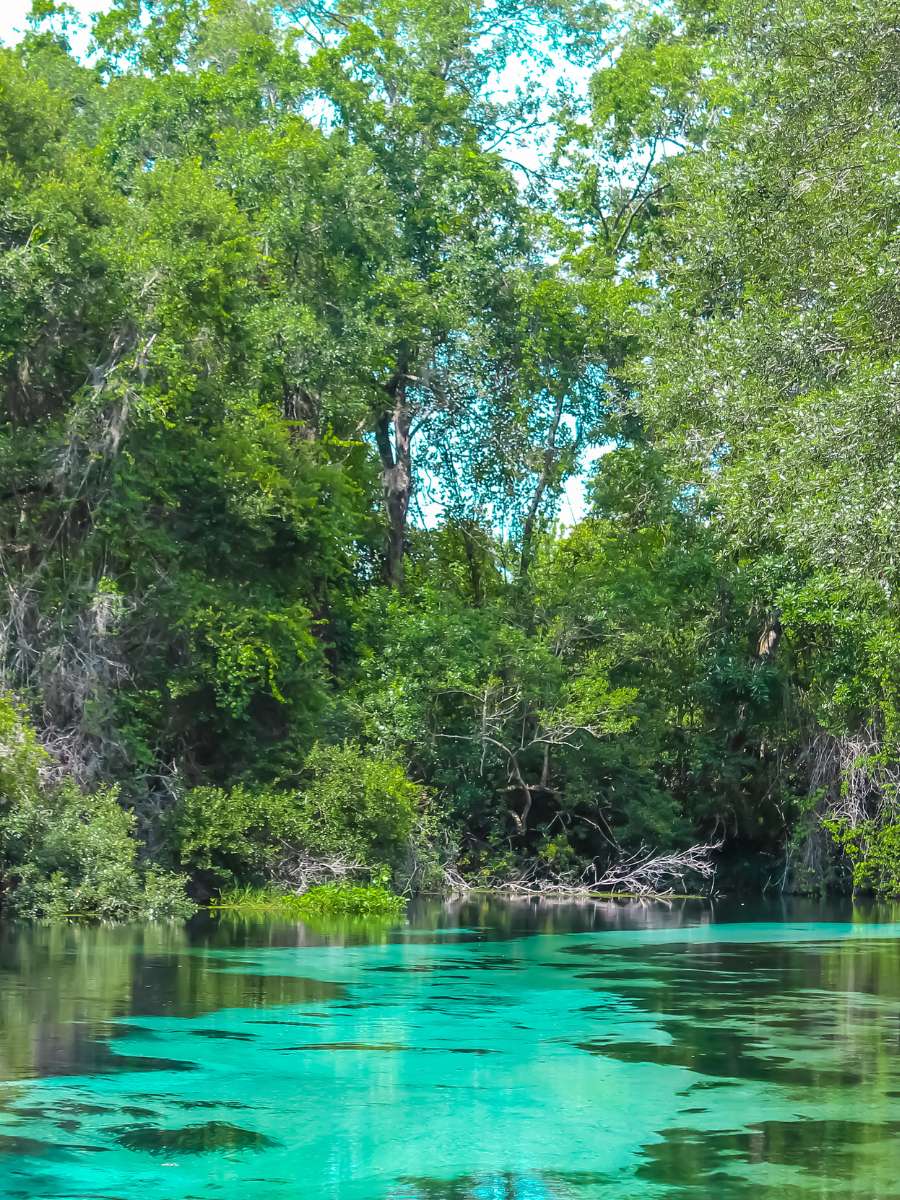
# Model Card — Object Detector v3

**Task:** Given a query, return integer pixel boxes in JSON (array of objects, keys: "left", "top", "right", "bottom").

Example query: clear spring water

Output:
[{"left": 1, "top": 898, "right": 899, "bottom": 1199}]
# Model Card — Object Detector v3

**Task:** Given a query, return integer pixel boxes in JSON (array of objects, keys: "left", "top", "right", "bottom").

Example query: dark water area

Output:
[{"left": 1, "top": 897, "right": 899, "bottom": 1198}]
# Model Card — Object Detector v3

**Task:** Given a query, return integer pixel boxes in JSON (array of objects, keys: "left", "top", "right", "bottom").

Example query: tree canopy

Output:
[{"left": 0, "top": 0, "right": 898, "bottom": 914}]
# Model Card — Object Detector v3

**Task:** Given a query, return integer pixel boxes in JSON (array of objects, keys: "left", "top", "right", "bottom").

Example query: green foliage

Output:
[
  {"left": 1, "top": 0, "right": 896, "bottom": 910},
  {"left": 630, "top": 0, "right": 900, "bottom": 742},
  {"left": 0, "top": 695, "right": 193, "bottom": 920},
  {"left": 167, "top": 785, "right": 305, "bottom": 882},
  {"left": 0, "top": 693, "right": 46, "bottom": 809},
  {"left": 350, "top": 457, "right": 785, "bottom": 865},
  {"left": 168, "top": 743, "right": 419, "bottom": 884},
  {"left": 600, "top": 0, "right": 900, "bottom": 882},
  {"left": 209, "top": 884, "right": 304, "bottom": 912},
  {"left": 301, "top": 742, "right": 418, "bottom": 864},
  {"left": 293, "top": 883, "right": 406, "bottom": 920},
  {"left": 825, "top": 819, "right": 900, "bottom": 899}
]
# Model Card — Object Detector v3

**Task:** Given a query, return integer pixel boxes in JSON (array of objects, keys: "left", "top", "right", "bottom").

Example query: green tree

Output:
[{"left": 616, "top": 0, "right": 900, "bottom": 882}]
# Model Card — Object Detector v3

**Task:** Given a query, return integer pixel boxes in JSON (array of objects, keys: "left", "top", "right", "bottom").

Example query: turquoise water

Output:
[{"left": 1, "top": 898, "right": 899, "bottom": 1199}]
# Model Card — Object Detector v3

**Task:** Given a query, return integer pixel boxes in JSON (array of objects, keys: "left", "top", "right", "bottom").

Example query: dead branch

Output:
[
  {"left": 436, "top": 681, "right": 616, "bottom": 835},
  {"left": 783, "top": 724, "right": 900, "bottom": 892},
  {"left": 487, "top": 839, "right": 721, "bottom": 899},
  {"left": 268, "top": 849, "right": 366, "bottom": 893}
]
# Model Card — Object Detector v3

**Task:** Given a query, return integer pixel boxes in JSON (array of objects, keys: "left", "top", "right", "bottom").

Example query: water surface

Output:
[{"left": 1, "top": 898, "right": 898, "bottom": 1199}]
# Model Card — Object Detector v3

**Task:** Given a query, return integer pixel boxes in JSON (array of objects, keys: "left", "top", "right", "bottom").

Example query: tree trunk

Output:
[
  {"left": 283, "top": 385, "right": 319, "bottom": 442},
  {"left": 374, "top": 378, "right": 412, "bottom": 588},
  {"left": 519, "top": 392, "right": 566, "bottom": 579}
]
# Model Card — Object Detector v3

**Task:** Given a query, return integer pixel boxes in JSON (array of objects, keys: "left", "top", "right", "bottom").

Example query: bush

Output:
[
  {"left": 0, "top": 694, "right": 193, "bottom": 920},
  {"left": 169, "top": 742, "right": 420, "bottom": 884},
  {"left": 0, "top": 692, "right": 46, "bottom": 807},
  {"left": 825, "top": 817, "right": 900, "bottom": 897},
  {"left": 301, "top": 741, "right": 418, "bottom": 864},
  {"left": 167, "top": 784, "right": 303, "bottom": 882}
]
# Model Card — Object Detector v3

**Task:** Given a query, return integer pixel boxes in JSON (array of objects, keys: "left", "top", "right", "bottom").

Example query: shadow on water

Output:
[{"left": 113, "top": 1120, "right": 278, "bottom": 1155}]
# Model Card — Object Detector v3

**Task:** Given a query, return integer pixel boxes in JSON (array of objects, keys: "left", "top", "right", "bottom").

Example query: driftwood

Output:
[
  {"left": 442, "top": 839, "right": 721, "bottom": 899},
  {"left": 441, "top": 864, "right": 475, "bottom": 896}
]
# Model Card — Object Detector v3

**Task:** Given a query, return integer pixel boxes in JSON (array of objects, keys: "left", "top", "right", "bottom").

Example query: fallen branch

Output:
[{"left": 483, "top": 840, "right": 721, "bottom": 899}]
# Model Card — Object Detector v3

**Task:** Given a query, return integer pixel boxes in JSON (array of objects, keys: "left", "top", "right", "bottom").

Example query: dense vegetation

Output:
[{"left": 0, "top": 0, "right": 897, "bottom": 917}]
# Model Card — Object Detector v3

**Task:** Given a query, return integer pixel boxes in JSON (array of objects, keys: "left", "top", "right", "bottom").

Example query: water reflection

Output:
[{"left": 0, "top": 898, "right": 898, "bottom": 1200}]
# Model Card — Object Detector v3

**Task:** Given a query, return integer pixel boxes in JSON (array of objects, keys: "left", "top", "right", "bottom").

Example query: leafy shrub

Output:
[
  {"left": 301, "top": 742, "right": 418, "bottom": 863},
  {"left": 0, "top": 692, "right": 46, "bottom": 807},
  {"left": 825, "top": 817, "right": 900, "bottom": 897},
  {"left": 3, "top": 783, "right": 195, "bottom": 921},
  {"left": 167, "top": 785, "right": 303, "bottom": 881},
  {"left": 169, "top": 742, "right": 419, "bottom": 884},
  {"left": 0, "top": 694, "right": 193, "bottom": 920}
]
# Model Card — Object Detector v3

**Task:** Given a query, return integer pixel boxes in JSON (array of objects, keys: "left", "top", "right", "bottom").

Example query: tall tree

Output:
[
  {"left": 88, "top": 0, "right": 611, "bottom": 586},
  {"left": 619, "top": 0, "right": 900, "bottom": 881}
]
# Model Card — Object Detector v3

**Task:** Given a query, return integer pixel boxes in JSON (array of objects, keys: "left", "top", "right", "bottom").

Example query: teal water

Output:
[{"left": 1, "top": 898, "right": 899, "bottom": 1199}]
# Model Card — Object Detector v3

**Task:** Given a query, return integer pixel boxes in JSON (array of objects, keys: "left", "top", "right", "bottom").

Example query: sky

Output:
[
  {"left": 0, "top": 2, "right": 35, "bottom": 44},
  {"left": 0, "top": 0, "right": 109, "bottom": 51},
  {"left": 0, "top": 0, "right": 603, "bottom": 526}
]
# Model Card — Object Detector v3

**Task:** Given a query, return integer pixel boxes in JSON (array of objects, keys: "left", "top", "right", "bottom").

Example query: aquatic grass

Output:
[
  {"left": 210, "top": 883, "right": 406, "bottom": 920},
  {"left": 209, "top": 884, "right": 302, "bottom": 913},
  {"left": 295, "top": 882, "right": 406, "bottom": 918}
]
